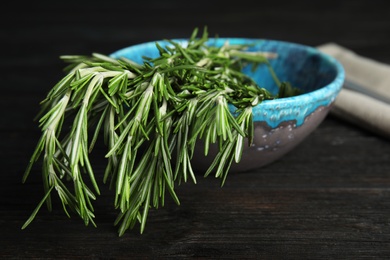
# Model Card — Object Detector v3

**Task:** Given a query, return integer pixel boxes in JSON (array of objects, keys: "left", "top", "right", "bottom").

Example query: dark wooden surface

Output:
[{"left": 2, "top": 1, "right": 390, "bottom": 259}]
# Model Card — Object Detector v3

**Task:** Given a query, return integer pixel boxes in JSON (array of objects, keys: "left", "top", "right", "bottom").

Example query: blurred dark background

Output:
[
  {"left": 3, "top": 0, "right": 390, "bottom": 91},
  {"left": 3, "top": 0, "right": 390, "bottom": 118},
  {"left": 1, "top": 0, "right": 390, "bottom": 258}
]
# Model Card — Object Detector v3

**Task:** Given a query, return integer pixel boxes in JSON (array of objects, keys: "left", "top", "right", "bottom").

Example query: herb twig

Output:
[{"left": 23, "top": 27, "right": 300, "bottom": 236}]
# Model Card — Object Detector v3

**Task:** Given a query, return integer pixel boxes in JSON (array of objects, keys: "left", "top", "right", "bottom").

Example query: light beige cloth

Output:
[{"left": 317, "top": 43, "right": 390, "bottom": 139}]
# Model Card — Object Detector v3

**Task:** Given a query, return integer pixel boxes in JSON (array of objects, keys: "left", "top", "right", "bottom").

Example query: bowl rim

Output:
[{"left": 110, "top": 38, "right": 345, "bottom": 126}]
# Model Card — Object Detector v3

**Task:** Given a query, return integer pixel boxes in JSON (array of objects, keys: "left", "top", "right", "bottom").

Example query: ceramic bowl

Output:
[{"left": 110, "top": 38, "right": 345, "bottom": 173}]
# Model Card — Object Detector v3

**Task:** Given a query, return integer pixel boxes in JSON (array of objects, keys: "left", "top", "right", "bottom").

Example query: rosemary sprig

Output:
[{"left": 23, "top": 27, "right": 300, "bottom": 236}]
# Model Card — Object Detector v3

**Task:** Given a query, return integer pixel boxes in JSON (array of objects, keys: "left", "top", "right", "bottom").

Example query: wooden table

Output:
[{"left": 2, "top": 1, "right": 390, "bottom": 258}]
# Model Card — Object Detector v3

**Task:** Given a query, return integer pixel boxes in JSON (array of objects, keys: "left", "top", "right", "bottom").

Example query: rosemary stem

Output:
[{"left": 23, "top": 27, "right": 301, "bottom": 236}]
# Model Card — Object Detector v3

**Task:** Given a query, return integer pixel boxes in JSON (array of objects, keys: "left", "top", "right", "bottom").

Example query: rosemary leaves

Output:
[{"left": 23, "top": 28, "right": 299, "bottom": 236}]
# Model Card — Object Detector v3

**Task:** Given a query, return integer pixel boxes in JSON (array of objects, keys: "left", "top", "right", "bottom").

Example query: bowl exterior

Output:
[{"left": 192, "top": 105, "right": 332, "bottom": 173}]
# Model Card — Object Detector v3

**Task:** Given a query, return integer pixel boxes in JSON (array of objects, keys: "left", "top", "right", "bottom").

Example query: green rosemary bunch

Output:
[{"left": 22, "top": 27, "right": 299, "bottom": 236}]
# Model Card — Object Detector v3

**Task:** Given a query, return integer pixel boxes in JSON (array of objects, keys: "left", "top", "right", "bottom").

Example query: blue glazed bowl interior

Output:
[{"left": 111, "top": 38, "right": 344, "bottom": 128}]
